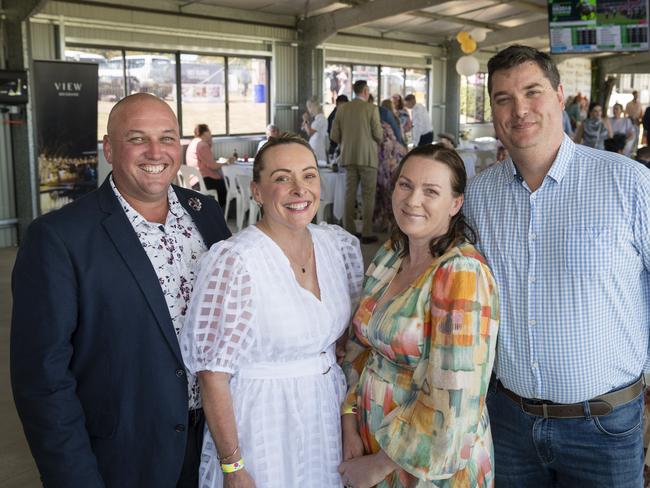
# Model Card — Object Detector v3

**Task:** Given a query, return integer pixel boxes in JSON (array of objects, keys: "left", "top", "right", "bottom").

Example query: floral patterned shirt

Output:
[{"left": 111, "top": 176, "right": 207, "bottom": 409}]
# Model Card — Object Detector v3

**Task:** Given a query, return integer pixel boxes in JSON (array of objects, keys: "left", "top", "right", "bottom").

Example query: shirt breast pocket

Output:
[{"left": 564, "top": 225, "right": 612, "bottom": 275}]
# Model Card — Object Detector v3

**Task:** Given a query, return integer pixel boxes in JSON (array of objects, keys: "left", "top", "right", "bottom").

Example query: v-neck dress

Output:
[
  {"left": 181, "top": 223, "right": 364, "bottom": 488},
  {"left": 342, "top": 241, "right": 499, "bottom": 487}
]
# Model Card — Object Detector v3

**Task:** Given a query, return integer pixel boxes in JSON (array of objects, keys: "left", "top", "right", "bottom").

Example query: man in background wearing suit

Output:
[
  {"left": 11, "top": 93, "right": 231, "bottom": 488},
  {"left": 330, "top": 79, "right": 383, "bottom": 244}
]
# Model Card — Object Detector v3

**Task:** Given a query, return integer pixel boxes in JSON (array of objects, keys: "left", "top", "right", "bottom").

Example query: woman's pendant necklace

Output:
[
  {"left": 295, "top": 246, "right": 313, "bottom": 274},
  {"left": 285, "top": 239, "right": 313, "bottom": 274}
]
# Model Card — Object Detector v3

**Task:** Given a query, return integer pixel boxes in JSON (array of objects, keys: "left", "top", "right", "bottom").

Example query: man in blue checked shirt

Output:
[{"left": 464, "top": 45, "right": 650, "bottom": 487}]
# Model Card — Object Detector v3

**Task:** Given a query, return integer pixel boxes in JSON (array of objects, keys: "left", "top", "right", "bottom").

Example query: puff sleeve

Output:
[{"left": 180, "top": 242, "right": 256, "bottom": 375}]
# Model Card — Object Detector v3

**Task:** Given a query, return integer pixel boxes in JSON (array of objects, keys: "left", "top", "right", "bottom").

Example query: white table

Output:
[
  {"left": 319, "top": 168, "right": 347, "bottom": 221},
  {"left": 457, "top": 148, "right": 497, "bottom": 177}
]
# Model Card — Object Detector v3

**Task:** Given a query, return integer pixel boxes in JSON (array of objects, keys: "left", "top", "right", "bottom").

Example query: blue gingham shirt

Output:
[{"left": 464, "top": 135, "right": 650, "bottom": 403}]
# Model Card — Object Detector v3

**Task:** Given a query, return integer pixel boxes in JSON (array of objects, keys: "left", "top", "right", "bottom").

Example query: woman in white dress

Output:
[
  {"left": 181, "top": 133, "right": 364, "bottom": 488},
  {"left": 302, "top": 98, "right": 329, "bottom": 162}
]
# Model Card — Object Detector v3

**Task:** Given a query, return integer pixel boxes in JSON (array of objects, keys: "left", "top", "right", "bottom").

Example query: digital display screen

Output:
[{"left": 548, "top": 0, "right": 649, "bottom": 53}]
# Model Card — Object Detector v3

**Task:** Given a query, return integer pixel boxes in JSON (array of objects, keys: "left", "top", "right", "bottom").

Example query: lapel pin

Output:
[{"left": 188, "top": 197, "right": 202, "bottom": 211}]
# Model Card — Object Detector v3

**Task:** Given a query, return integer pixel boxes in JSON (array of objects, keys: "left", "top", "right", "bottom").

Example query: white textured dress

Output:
[
  {"left": 309, "top": 113, "right": 329, "bottom": 162},
  {"left": 181, "top": 223, "right": 364, "bottom": 488}
]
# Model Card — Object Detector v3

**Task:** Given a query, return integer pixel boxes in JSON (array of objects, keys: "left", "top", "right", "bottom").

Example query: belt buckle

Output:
[{"left": 321, "top": 351, "right": 331, "bottom": 375}]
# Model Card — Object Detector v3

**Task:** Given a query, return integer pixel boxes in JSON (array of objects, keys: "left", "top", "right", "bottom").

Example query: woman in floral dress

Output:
[
  {"left": 339, "top": 144, "right": 499, "bottom": 488},
  {"left": 374, "top": 99, "right": 408, "bottom": 232}
]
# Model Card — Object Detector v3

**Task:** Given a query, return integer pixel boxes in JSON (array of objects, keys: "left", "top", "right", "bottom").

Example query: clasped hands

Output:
[{"left": 338, "top": 416, "right": 398, "bottom": 488}]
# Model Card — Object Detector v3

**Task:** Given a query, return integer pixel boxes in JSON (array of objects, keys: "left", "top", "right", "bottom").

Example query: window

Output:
[
  {"left": 405, "top": 69, "right": 427, "bottom": 106},
  {"left": 380, "top": 66, "right": 404, "bottom": 102},
  {"left": 323, "top": 64, "right": 351, "bottom": 115},
  {"left": 66, "top": 46, "right": 270, "bottom": 139},
  {"left": 227, "top": 57, "right": 268, "bottom": 134},
  {"left": 325, "top": 62, "right": 429, "bottom": 115},
  {"left": 180, "top": 54, "right": 226, "bottom": 135},
  {"left": 124, "top": 51, "right": 177, "bottom": 115},
  {"left": 460, "top": 73, "right": 491, "bottom": 124},
  {"left": 352, "top": 65, "right": 379, "bottom": 101}
]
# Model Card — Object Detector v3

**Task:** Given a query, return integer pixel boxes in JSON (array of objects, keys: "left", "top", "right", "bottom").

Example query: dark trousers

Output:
[
  {"left": 343, "top": 165, "right": 377, "bottom": 237},
  {"left": 204, "top": 177, "right": 227, "bottom": 209},
  {"left": 417, "top": 131, "right": 434, "bottom": 146},
  {"left": 176, "top": 408, "right": 205, "bottom": 488}
]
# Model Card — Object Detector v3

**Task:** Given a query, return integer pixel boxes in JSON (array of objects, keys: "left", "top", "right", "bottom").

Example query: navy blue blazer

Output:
[{"left": 10, "top": 177, "right": 231, "bottom": 487}]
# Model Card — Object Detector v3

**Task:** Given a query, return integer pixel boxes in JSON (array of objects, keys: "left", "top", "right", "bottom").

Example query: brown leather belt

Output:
[{"left": 496, "top": 377, "right": 644, "bottom": 419}]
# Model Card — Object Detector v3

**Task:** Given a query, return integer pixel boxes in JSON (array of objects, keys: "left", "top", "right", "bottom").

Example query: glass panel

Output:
[
  {"left": 352, "top": 64, "right": 379, "bottom": 101},
  {"left": 124, "top": 50, "right": 177, "bottom": 116},
  {"left": 180, "top": 53, "right": 226, "bottom": 136},
  {"left": 405, "top": 68, "right": 428, "bottom": 107},
  {"left": 380, "top": 66, "right": 404, "bottom": 102},
  {"left": 65, "top": 47, "right": 123, "bottom": 140},
  {"left": 227, "top": 57, "right": 268, "bottom": 134},
  {"left": 460, "top": 73, "right": 491, "bottom": 124},
  {"left": 323, "top": 64, "right": 351, "bottom": 116}
]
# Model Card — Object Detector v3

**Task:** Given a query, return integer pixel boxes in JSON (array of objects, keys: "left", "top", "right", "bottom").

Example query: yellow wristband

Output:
[
  {"left": 221, "top": 458, "right": 244, "bottom": 473},
  {"left": 341, "top": 405, "right": 358, "bottom": 416}
]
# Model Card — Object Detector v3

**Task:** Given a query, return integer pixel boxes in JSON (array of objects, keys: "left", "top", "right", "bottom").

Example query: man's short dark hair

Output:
[
  {"left": 404, "top": 94, "right": 416, "bottom": 103},
  {"left": 604, "top": 134, "right": 626, "bottom": 153},
  {"left": 335, "top": 94, "right": 349, "bottom": 104},
  {"left": 487, "top": 45, "right": 561, "bottom": 96},
  {"left": 637, "top": 145, "right": 650, "bottom": 163},
  {"left": 353, "top": 80, "right": 367, "bottom": 95}
]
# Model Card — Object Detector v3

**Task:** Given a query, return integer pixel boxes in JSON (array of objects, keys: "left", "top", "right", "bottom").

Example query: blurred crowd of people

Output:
[
  {"left": 566, "top": 89, "right": 650, "bottom": 167},
  {"left": 301, "top": 85, "right": 433, "bottom": 240}
]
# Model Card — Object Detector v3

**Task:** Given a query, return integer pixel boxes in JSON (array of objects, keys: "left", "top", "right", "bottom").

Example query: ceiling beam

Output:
[
  {"left": 492, "top": 0, "right": 547, "bottom": 14},
  {"left": 480, "top": 18, "right": 548, "bottom": 49},
  {"left": 338, "top": 25, "right": 445, "bottom": 45},
  {"left": 3, "top": 0, "right": 48, "bottom": 21},
  {"left": 298, "top": 0, "right": 452, "bottom": 45},
  {"left": 598, "top": 51, "right": 650, "bottom": 74},
  {"left": 408, "top": 10, "right": 503, "bottom": 31}
]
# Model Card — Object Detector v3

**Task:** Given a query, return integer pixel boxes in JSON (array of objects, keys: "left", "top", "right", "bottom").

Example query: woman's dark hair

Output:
[
  {"left": 253, "top": 132, "right": 317, "bottom": 182},
  {"left": 588, "top": 101, "right": 602, "bottom": 118},
  {"left": 390, "top": 144, "right": 476, "bottom": 259},
  {"left": 194, "top": 124, "right": 210, "bottom": 137}
]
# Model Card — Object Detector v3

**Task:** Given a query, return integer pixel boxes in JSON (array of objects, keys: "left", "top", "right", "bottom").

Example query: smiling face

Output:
[
  {"left": 392, "top": 156, "right": 463, "bottom": 248},
  {"left": 251, "top": 143, "right": 320, "bottom": 233},
  {"left": 490, "top": 61, "right": 565, "bottom": 156},
  {"left": 103, "top": 94, "right": 180, "bottom": 211}
]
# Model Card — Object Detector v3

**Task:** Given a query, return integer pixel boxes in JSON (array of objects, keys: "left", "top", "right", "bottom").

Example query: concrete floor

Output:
[
  {"left": 0, "top": 221, "right": 383, "bottom": 486},
  {"left": 1, "top": 246, "right": 41, "bottom": 487}
]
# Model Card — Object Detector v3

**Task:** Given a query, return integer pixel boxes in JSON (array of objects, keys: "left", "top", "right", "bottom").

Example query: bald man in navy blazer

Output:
[{"left": 11, "top": 93, "right": 231, "bottom": 487}]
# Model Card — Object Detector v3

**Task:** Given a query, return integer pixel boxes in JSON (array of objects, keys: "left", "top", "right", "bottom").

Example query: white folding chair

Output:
[
  {"left": 177, "top": 166, "right": 219, "bottom": 201},
  {"left": 221, "top": 167, "right": 240, "bottom": 221},
  {"left": 234, "top": 174, "right": 259, "bottom": 231}
]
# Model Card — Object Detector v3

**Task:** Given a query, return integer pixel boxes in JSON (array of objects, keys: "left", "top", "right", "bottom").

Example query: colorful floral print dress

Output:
[{"left": 342, "top": 241, "right": 499, "bottom": 487}]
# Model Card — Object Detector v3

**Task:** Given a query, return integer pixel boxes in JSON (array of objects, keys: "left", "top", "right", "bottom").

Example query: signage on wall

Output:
[{"left": 33, "top": 60, "right": 99, "bottom": 214}]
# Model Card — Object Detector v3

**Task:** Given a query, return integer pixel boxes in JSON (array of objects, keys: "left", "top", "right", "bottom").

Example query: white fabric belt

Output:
[{"left": 238, "top": 348, "right": 336, "bottom": 379}]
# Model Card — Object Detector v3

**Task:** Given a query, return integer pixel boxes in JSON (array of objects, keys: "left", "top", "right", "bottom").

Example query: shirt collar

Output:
[
  {"left": 502, "top": 134, "right": 575, "bottom": 185},
  {"left": 110, "top": 175, "right": 186, "bottom": 227}
]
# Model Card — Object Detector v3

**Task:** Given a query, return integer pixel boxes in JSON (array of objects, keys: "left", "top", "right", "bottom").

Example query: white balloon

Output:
[
  {"left": 470, "top": 28, "right": 487, "bottom": 43},
  {"left": 456, "top": 56, "right": 480, "bottom": 76}
]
